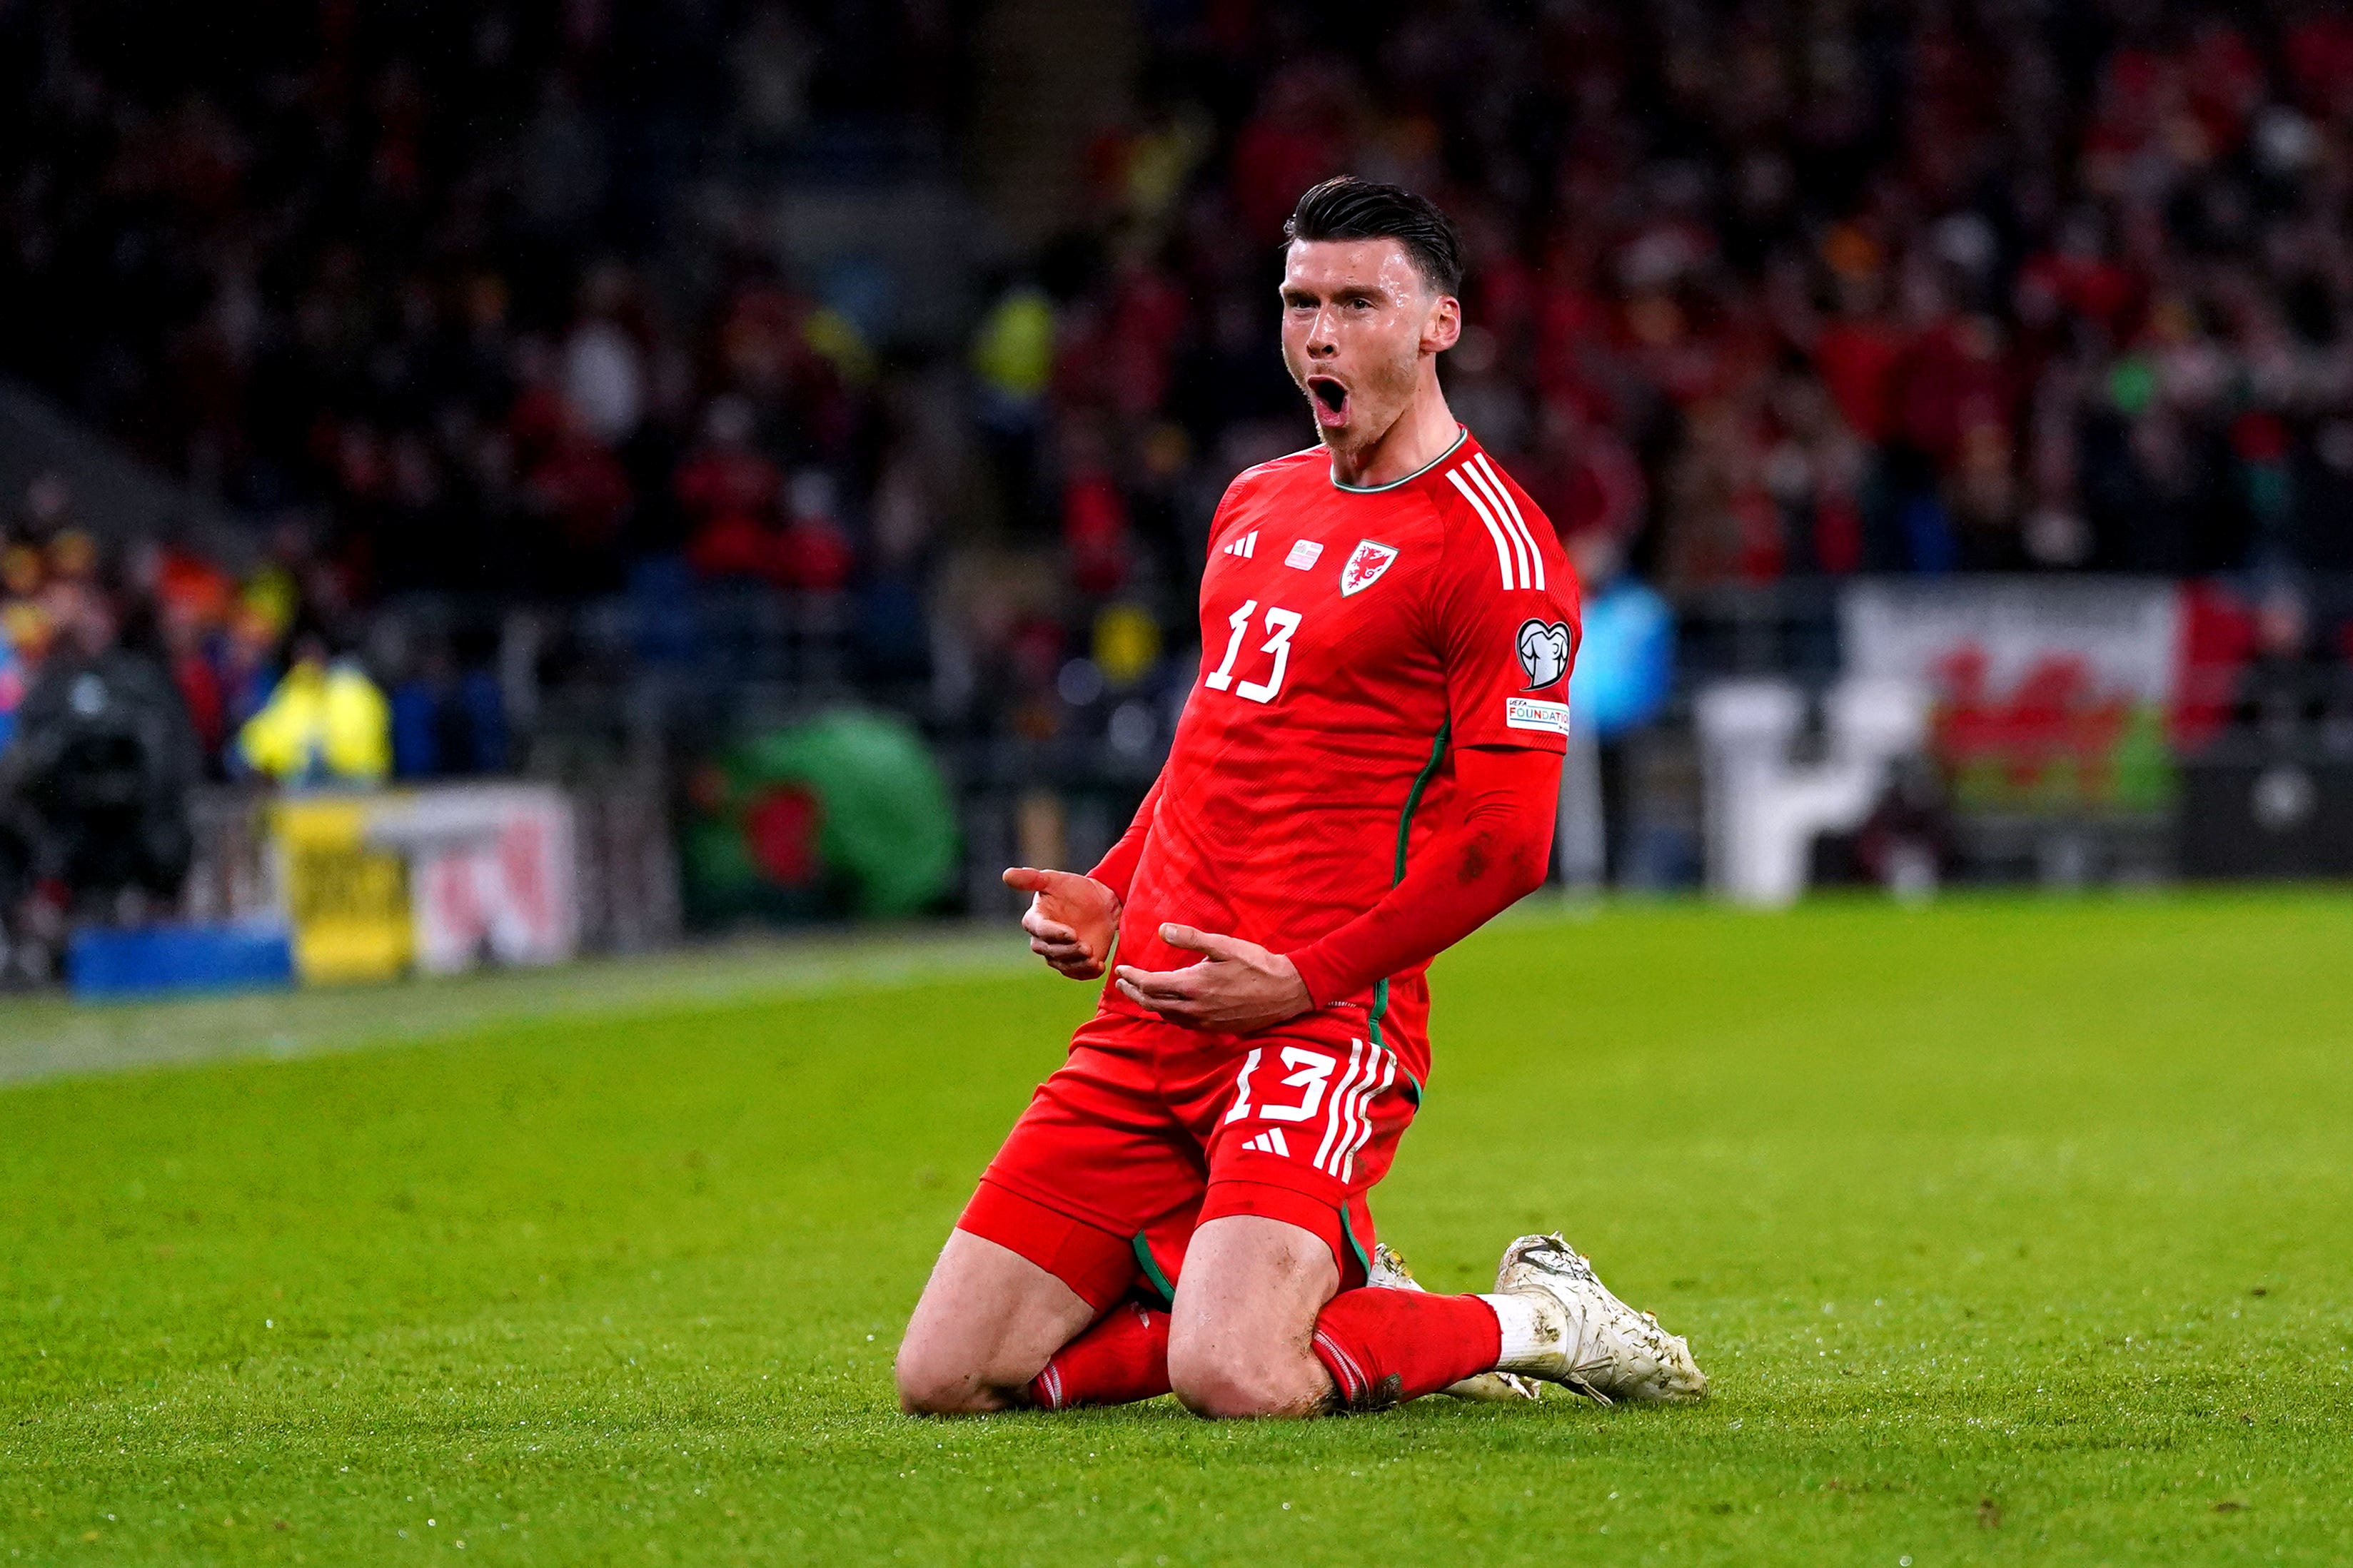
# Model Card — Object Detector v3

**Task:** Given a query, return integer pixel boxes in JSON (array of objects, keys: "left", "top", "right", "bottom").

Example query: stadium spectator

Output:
[
  {"left": 2230, "top": 581, "right": 2353, "bottom": 742},
  {"left": 236, "top": 634, "right": 393, "bottom": 788},
  {"left": 389, "top": 636, "right": 510, "bottom": 780},
  {"left": 0, "top": 0, "right": 2347, "bottom": 765}
]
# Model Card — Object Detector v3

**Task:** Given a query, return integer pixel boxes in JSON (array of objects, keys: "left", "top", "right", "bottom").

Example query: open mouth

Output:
[{"left": 1307, "top": 375, "right": 1350, "bottom": 426}]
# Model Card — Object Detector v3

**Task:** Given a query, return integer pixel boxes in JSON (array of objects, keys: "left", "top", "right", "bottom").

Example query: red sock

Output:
[
  {"left": 1309, "top": 1289, "right": 1502, "bottom": 1410},
  {"left": 1027, "top": 1300, "right": 1172, "bottom": 1410}
]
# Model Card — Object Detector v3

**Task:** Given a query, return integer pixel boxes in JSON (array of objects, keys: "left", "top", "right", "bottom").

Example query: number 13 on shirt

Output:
[{"left": 1203, "top": 600, "right": 1301, "bottom": 704}]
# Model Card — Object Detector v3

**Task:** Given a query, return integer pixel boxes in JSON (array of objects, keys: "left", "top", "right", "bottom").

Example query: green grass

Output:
[{"left": 4, "top": 894, "right": 2351, "bottom": 1565}]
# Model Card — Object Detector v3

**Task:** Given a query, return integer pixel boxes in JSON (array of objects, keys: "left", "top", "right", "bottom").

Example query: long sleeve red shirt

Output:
[{"left": 1090, "top": 744, "right": 1558, "bottom": 1008}]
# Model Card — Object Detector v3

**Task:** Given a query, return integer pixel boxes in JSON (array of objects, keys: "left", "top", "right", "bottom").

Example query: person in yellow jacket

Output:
[{"left": 236, "top": 636, "right": 391, "bottom": 785}]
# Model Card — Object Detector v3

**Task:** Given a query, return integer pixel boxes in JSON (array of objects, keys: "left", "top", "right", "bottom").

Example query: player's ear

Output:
[{"left": 1423, "top": 293, "right": 1462, "bottom": 355}]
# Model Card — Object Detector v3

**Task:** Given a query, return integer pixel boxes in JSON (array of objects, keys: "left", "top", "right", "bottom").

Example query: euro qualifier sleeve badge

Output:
[{"left": 1516, "top": 617, "right": 1572, "bottom": 689}]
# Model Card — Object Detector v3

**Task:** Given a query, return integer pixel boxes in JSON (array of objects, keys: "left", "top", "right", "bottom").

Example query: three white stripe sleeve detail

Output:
[
  {"left": 1468, "top": 455, "right": 1546, "bottom": 590},
  {"left": 1470, "top": 460, "right": 1535, "bottom": 587},
  {"left": 1444, "top": 456, "right": 1546, "bottom": 591},
  {"left": 1468, "top": 460, "right": 1543, "bottom": 595},
  {"left": 1446, "top": 467, "right": 1518, "bottom": 590}
]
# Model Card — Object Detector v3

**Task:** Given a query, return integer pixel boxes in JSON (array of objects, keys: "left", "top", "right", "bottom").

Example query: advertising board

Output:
[
  {"left": 269, "top": 796, "right": 412, "bottom": 983},
  {"left": 266, "top": 784, "right": 579, "bottom": 983}
]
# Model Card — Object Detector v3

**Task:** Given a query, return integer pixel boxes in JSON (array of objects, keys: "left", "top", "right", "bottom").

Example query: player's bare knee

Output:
[
  {"left": 894, "top": 1357, "right": 994, "bottom": 1417},
  {"left": 895, "top": 1322, "right": 1042, "bottom": 1416},
  {"left": 894, "top": 1335, "right": 986, "bottom": 1416},
  {"left": 1172, "top": 1370, "right": 1315, "bottom": 1420},
  {"left": 897, "top": 1381, "right": 984, "bottom": 1417},
  {"left": 1169, "top": 1349, "right": 1321, "bottom": 1420},
  {"left": 892, "top": 1355, "right": 952, "bottom": 1415}
]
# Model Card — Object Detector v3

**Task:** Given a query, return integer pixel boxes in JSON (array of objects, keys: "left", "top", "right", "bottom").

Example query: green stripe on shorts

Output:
[{"left": 1131, "top": 1232, "right": 1175, "bottom": 1307}]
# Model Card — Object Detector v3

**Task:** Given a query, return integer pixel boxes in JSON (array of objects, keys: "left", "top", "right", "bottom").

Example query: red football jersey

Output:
[{"left": 1107, "top": 428, "right": 1580, "bottom": 1070}]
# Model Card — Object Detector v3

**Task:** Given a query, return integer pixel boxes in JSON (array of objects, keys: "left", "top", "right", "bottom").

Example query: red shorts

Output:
[{"left": 959, "top": 1005, "right": 1424, "bottom": 1312}]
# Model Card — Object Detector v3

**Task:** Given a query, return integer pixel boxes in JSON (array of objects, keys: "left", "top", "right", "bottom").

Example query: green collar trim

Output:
[{"left": 1330, "top": 428, "right": 1467, "bottom": 493}]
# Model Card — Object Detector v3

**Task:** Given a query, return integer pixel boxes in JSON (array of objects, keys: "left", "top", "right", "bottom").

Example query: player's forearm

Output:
[
  {"left": 1086, "top": 772, "right": 1164, "bottom": 904},
  {"left": 1285, "top": 817, "right": 1551, "bottom": 1007},
  {"left": 1285, "top": 748, "right": 1558, "bottom": 1008}
]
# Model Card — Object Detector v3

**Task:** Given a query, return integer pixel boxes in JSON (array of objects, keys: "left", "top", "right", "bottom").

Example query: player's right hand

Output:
[{"left": 1002, "top": 866, "right": 1120, "bottom": 980}]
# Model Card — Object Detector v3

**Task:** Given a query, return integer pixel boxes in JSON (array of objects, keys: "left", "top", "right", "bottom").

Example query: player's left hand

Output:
[{"left": 1113, "top": 924, "right": 1313, "bottom": 1034}]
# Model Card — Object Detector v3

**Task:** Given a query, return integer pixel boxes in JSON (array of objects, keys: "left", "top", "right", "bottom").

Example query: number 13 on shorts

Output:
[{"left": 1220, "top": 1037, "right": 1396, "bottom": 1180}]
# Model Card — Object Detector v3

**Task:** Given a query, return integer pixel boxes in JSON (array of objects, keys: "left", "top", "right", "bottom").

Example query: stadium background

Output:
[
  {"left": 0, "top": 0, "right": 2349, "bottom": 983},
  {"left": 2, "top": 4, "right": 2352, "bottom": 1564}
]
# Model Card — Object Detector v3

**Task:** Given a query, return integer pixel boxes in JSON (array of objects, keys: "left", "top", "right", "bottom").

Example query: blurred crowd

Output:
[
  {"left": 1044, "top": 0, "right": 2353, "bottom": 592},
  {"left": 972, "top": 0, "right": 2353, "bottom": 744},
  {"left": 0, "top": 475, "right": 513, "bottom": 784},
  {"left": 0, "top": 0, "right": 960, "bottom": 659},
  {"left": 1, "top": 0, "right": 2351, "bottom": 764}
]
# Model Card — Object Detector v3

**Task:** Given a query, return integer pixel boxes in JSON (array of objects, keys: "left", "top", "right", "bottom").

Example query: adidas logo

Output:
[
  {"left": 1239, "top": 1128, "right": 1291, "bottom": 1157},
  {"left": 1222, "top": 530, "right": 1259, "bottom": 559}
]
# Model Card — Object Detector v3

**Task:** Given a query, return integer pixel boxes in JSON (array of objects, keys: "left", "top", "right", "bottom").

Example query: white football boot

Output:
[
  {"left": 1485, "top": 1233, "right": 1707, "bottom": 1405},
  {"left": 1367, "top": 1242, "right": 1541, "bottom": 1402}
]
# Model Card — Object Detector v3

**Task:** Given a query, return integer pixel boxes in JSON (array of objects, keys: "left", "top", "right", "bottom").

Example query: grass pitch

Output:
[{"left": 3, "top": 894, "right": 2350, "bottom": 1566}]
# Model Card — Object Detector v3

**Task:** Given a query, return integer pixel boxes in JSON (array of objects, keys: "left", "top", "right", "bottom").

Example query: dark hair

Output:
[{"left": 1282, "top": 177, "right": 1465, "bottom": 298}]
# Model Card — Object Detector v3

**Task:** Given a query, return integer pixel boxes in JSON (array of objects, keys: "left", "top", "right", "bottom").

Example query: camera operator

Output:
[{"left": 0, "top": 583, "right": 202, "bottom": 970}]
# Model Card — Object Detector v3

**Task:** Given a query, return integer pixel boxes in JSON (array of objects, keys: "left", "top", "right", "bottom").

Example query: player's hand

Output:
[
  {"left": 1112, "top": 924, "right": 1313, "bottom": 1033},
  {"left": 1002, "top": 866, "right": 1120, "bottom": 980}
]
